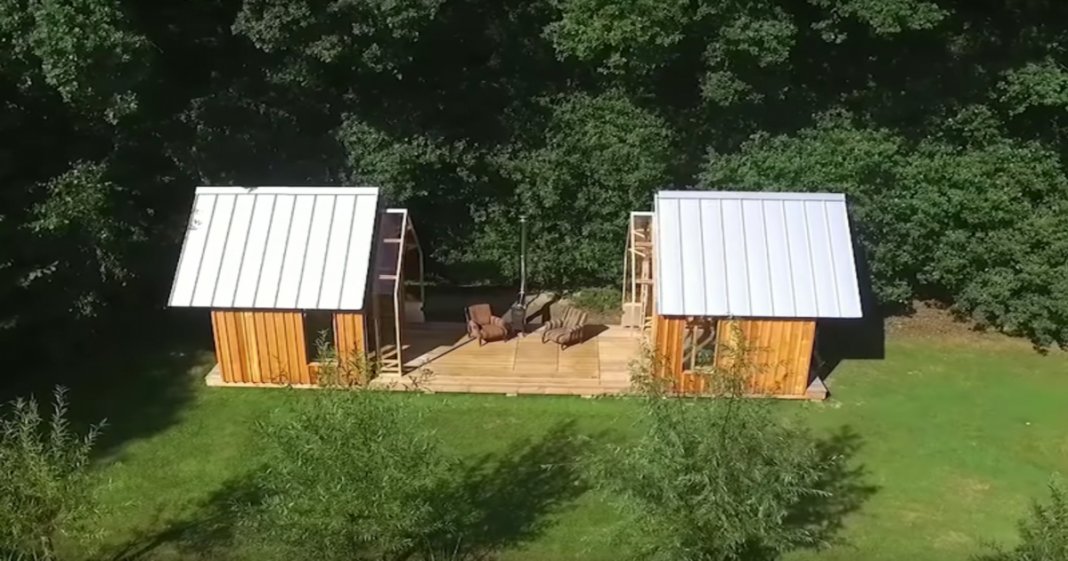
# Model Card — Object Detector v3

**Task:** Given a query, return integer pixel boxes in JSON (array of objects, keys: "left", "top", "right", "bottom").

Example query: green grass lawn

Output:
[{"left": 60, "top": 328, "right": 1068, "bottom": 560}]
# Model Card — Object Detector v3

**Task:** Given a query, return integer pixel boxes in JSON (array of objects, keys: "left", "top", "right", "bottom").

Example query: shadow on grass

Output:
[
  {"left": 104, "top": 477, "right": 259, "bottom": 561},
  {"left": 789, "top": 425, "right": 880, "bottom": 550},
  {"left": 422, "top": 422, "right": 589, "bottom": 559},
  {"left": 108, "top": 421, "right": 588, "bottom": 561},
  {"left": 1, "top": 310, "right": 214, "bottom": 459}
]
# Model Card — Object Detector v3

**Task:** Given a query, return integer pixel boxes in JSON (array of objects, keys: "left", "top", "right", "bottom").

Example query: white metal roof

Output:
[
  {"left": 654, "top": 190, "right": 862, "bottom": 318},
  {"left": 168, "top": 186, "right": 380, "bottom": 311}
]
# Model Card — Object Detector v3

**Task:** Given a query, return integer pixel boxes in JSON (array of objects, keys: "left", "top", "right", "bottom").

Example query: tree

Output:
[
  {"left": 9, "top": 0, "right": 1068, "bottom": 357},
  {"left": 501, "top": 91, "right": 674, "bottom": 286}
]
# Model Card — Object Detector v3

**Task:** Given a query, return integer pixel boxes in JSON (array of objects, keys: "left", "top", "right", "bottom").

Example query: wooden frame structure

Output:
[
  {"left": 636, "top": 190, "right": 863, "bottom": 400},
  {"left": 206, "top": 210, "right": 424, "bottom": 385},
  {"left": 651, "top": 315, "right": 818, "bottom": 397},
  {"left": 370, "top": 208, "right": 425, "bottom": 377},
  {"left": 621, "top": 211, "right": 654, "bottom": 332},
  {"left": 169, "top": 186, "right": 424, "bottom": 387}
]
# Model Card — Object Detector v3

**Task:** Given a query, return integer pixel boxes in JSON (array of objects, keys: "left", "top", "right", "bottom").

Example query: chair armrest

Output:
[
  {"left": 467, "top": 320, "right": 482, "bottom": 339},
  {"left": 490, "top": 315, "right": 513, "bottom": 334}
]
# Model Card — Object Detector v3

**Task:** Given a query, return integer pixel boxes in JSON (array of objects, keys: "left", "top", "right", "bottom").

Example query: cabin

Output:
[
  {"left": 626, "top": 190, "right": 863, "bottom": 399},
  {"left": 167, "top": 186, "right": 424, "bottom": 386}
]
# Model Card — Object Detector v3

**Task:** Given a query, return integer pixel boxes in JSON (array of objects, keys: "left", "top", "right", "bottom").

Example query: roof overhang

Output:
[
  {"left": 654, "top": 190, "right": 862, "bottom": 319},
  {"left": 168, "top": 186, "right": 381, "bottom": 311}
]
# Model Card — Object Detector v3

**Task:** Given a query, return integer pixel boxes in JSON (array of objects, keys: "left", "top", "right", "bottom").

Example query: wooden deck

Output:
[{"left": 380, "top": 322, "right": 643, "bottom": 395}]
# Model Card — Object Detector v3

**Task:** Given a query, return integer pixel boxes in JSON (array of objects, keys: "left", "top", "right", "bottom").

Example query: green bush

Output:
[
  {"left": 311, "top": 330, "right": 379, "bottom": 388},
  {"left": 593, "top": 345, "right": 859, "bottom": 561},
  {"left": 0, "top": 388, "right": 102, "bottom": 561},
  {"left": 978, "top": 480, "right": 1068, "bottom": 561},
  {"left": 236, "top": 388, "right": 589, "bottom": 561},
  {"left": 569, "top": 287, "right": 622, "bottom": 314},
  {"left": 240, "top": 390, "right": 453, "bottom": 561}
]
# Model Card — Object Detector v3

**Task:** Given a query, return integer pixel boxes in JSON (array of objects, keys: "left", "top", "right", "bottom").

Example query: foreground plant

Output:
[
  {"left": 595, "top": 342, "right": 851, "bottom": 561},
  {"left": 231, "top": 383, "right": 590, "bottom": 561},
  {"left": 0, "top": 388, "right": 102, "bottom": 561},
  {"left": 979, "top": 480, "right": 1068, "bottom": 561},
  {"left": 242, "top": 389, "right": 459, "bottom": 560},
  {"left": 311, "top": 330, "right": 379, "bottom": 388}
]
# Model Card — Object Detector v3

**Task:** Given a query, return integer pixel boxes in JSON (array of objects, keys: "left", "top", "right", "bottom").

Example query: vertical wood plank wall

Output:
[
  {"left": 653, "top": 316, "right": 817, "bottom": 397},
  {"left": 714, "top": 318, "right": 816, "bottom": 397},
  {"left": 333, "top": 312, "right": 366, "bottom": 359},
  {"left": 211, "top": 311, "right": 310, "bottom": 385},
  {"left": 653, "top": 315, "right": 686, "bottom": 389}
]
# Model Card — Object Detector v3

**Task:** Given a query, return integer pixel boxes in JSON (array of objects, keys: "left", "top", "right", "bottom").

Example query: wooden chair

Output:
[
  {"left": 465, "top": 303, "right": 511, "bottom": 346},
  {"left": 541, "top": 307, "right": 588, "bottom": 350}
]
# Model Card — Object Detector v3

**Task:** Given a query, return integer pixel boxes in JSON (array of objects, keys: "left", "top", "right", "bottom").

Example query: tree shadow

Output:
[
  {"left": 423, "top": 421, "right": 589, "bottom": 559},
  {"left": 815, "top": 227, "right": 886, "bottom": 385},
  {"left": 104, "top": 477, "right": 261, "bottom": 561},
  {"left": 787, "top": 425, "right": 880, "bottom": 552},
  {"left": 106, "top": 421, "right": 589, "bottom": 561},
  {"left": 1, "top": 309, "right": 214, "bottom": 460}
]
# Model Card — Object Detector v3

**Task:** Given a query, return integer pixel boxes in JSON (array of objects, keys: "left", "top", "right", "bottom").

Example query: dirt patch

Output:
[
  {"left": 955, "top": 477, "right": 993, "bottom": 503},
  {"left": 886, "top": 302, "right": 1038, "bottom": 350},
  {"left": 934, "top": 530, "right": 975, "bottom": 550}
]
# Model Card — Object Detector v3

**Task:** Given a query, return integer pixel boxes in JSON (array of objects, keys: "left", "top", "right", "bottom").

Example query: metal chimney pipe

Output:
[
  {"left": 510, "top": 215, "right": 528, "bottom": 336},
  {"left": 519, "top": 215, "right": 527, "bottom": 304}
]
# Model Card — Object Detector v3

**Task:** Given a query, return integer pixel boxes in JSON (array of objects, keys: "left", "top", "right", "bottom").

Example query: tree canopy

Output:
[{"left": 4, "top": 0, "right": 1068, "bottom": 350}]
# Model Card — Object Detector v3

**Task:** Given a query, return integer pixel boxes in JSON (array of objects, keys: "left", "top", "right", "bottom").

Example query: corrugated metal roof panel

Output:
[
  {"left": 654, "top": 190, "right": 862, "bottom": 319},
  {"left": 168, "top": 186, "right": 381, "bottom": 311}
]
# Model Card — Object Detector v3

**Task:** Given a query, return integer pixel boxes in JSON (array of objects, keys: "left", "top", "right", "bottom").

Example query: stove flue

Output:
[{"left": 509, "top": 215, "right": 528, "bottom": 335}]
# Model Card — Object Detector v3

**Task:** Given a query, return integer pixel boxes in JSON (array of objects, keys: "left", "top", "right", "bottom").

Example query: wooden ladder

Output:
[
  {"left": 373, "top": 211, "right": 409, "bottom": 377},
  {"left": 376, "top": 344, "right": 401, "bottom": 376}
]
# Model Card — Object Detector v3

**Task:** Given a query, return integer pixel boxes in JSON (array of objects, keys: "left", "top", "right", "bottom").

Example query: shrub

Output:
[
  {"left": 241, "top": 390, "right": 459, "bottom": 561},
  {"left": 978, "top": 480, "right": 1068, "bottom": 561},
  {"left": 311, "top": 330, "right": 378, "bottom": 388},
  {"left": 569, "top": 287, "right": 622, "bottom": 315},
  {"left": 236, "top": 388, "right": 589, "bottom": 561},
  {"left": 0, "top": 388, "right": 102, "bottom": 561},
  {"left": 594, "top": 344, "right": 850, "bottom": 561}
]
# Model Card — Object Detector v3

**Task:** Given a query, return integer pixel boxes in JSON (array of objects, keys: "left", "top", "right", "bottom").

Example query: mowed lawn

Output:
[{"left": 67, "top": 327, "right": 1068, "bottom": 561}]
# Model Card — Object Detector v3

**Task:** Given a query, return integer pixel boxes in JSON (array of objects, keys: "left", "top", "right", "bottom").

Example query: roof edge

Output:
[
  {"left": 657, "top": 190, "right": 846, "bottom": 202},
  {"left": 195, "top": 186, "right": 381, "bottom": 196}
]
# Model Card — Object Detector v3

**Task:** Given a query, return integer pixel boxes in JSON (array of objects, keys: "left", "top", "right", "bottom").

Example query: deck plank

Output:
[{"left": 398, "top": 323, "right": 641, "bottom": 394}]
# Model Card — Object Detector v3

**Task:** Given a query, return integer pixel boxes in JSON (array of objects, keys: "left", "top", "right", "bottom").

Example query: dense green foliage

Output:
[
  {"left": 588, "top": 345, "right": 849, "bottom": 561},
  {"left": 243, "top": 390, "right": 458, "bottom": 560},
  {"left": 568, "top": 287, "right": 623, "bottom": 315},
  {"left": 6, "top": 0, "right": 1068, "bottom": 350},
  {"left": 0, "top": 388, "right": 101, "bottom": 560},
  {"left": 593, "top": 392, "right": 840, "bottom": 560},
  {"left": 238, "top": 389, "right": 584, "bottom": 561},
  {"left": 979, "top": 481, "right": 1068, "bottom": 561}
]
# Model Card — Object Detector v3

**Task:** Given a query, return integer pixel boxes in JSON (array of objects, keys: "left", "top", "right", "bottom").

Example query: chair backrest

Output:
[
  {"left": 467, "top": 303, "right": 493, "bottom": 326},
  {"left": 563, "top": 307, "right": 586, "bottom": 327}
]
